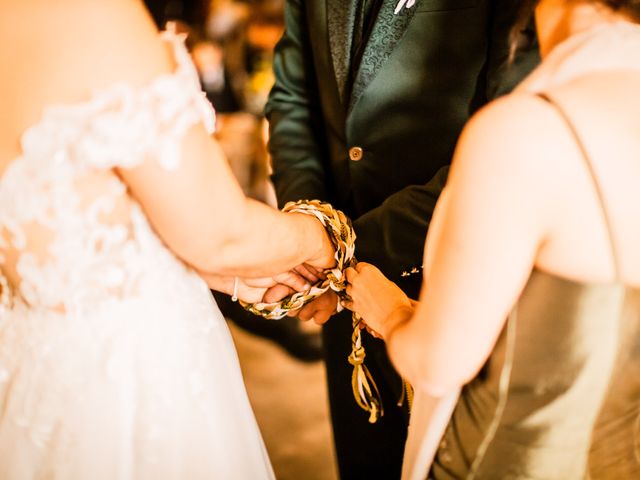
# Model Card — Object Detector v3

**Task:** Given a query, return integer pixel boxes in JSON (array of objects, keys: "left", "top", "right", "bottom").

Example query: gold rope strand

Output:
[
  {"left": 349, "top": 312, "right": 384, "bottom": 422},
  {"left": 240, "top": 200, "right": 384, "bottom": 423}
]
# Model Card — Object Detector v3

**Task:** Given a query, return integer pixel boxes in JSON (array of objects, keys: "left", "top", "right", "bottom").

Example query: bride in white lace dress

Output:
[{"left": 0, "top": 1, "right": 335, "bottom": 478}]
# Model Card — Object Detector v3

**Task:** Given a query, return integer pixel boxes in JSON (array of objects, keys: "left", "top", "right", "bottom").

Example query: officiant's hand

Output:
[{"left": 344, "top": 263, "right": 413, "bottom": 339}]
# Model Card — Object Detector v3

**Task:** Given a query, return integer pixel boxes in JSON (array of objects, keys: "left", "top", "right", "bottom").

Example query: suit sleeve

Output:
[
  {"left": 352, "top": 166, "right": 448, "bottom": 298},
  {"left": 264, "top": 0, "right": 329, "bottom": 206}
]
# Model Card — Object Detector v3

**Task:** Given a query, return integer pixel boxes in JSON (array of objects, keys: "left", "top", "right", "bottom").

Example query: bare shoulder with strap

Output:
[{"left": 535, "top": 92, "right": 623, "bottom": 282}]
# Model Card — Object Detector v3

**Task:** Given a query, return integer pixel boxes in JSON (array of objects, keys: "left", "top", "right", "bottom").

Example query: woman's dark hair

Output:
[
  {"left": 509, "top": 0, "right": 539, "bottom": 62},
  {"left": 511, "top": 0, "right": 640, "bottom": 59}
]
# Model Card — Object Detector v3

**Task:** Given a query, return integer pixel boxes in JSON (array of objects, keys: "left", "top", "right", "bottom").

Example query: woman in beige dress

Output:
[{"left": 345, "top": 0, "right": 640, "bottom": 478}]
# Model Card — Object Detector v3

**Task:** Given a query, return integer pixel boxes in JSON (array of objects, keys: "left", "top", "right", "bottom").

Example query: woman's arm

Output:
[
  {"left": 119, "top": 130, "right": 335, "bottom": 278},
  {"left": 348, "top": 95, "right": 564, "bottom": 395},
  {"left": 387, "top": 95, "right": 561, "bottom": 394}
]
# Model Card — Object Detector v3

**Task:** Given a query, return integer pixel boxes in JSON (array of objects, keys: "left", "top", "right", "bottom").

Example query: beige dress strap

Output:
[{"left": 536, "top": 92, "right": 622, "bottom": 280}]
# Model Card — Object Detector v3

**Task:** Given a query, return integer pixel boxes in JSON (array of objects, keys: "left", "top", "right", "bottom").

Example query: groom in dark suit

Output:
[{"left": 265, "top": 1, "right": 538, "bottom": 478}]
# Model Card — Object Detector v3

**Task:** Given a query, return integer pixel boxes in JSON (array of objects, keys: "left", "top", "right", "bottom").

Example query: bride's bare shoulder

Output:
[
  {"left": 0, "top": 0, "right": 174, "bottom": 166},
  {"left": 1, "top": 0, "right": 173, "bottom": 102}
]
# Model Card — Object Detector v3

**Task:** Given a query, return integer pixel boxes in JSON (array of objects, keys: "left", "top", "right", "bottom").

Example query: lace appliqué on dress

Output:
[{"left": 0, "top": 31, "right": 215, "bottom": 312}]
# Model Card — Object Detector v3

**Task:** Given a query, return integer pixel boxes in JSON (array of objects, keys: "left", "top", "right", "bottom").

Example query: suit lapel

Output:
[
  {"left": 327, "top": 0, "right": 358, "bottom": 103},
  {"left": 349, "top": 0, "right": 418, "bottom": 111}
]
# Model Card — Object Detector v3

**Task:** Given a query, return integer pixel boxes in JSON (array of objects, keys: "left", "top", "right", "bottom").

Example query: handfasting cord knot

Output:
[
  {"left": 240, "top": 200, "right": 383, "bottom": 423},
  {"left": 239, "top": 200, "right": 354, "bottom": 320},
  {"left": 348, "top": 346, "right": 366, "bottom": 366}
]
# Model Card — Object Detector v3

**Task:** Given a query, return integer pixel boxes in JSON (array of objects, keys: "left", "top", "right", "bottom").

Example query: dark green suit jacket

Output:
[{"left": 265, "top": 0, "right": 538, "bottom": 299}]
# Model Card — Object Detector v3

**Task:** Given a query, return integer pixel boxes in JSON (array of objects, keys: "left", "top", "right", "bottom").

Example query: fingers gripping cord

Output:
[{"left": 241, "top": 200, "right": 384, "bottom": 423}]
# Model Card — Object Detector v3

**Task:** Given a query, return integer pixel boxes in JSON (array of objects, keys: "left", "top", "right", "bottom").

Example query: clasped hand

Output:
[
  {"left": 206, "top": 221, "right": 338, "bottom": 317},
  {"left": 206, "top": 230, "right": 413, "bottom": 335},
  {"left": 222, "top": 261, "right": 413, "bottom": 340},
  {"left": 235, "top": 264, "right": 341, "bottom": 326},
  {"left": 343, "top": 263, "right": 414, "bottom": 339},
  {"left": 233, "top": 261, "right": 414, "bottom": 339}
]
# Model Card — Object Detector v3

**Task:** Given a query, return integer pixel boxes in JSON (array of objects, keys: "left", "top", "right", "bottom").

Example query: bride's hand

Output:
[
  {"left": 343, "top": 263, "right": 414, "bottom": 339},
  {"left": 200, "top": 270, "right": 311, "bottom": 304},
  {"left": 262, "top": 263, "right": 325, "bottom": 304}
]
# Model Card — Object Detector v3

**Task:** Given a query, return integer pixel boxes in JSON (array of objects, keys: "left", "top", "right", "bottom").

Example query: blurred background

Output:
[{"left": 143, "top": 1, "right": 337, "bottom": 478}]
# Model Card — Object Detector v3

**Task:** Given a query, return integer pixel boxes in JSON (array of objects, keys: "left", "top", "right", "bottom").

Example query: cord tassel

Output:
[{"left": 349, "top": 313, "right": 384, "bottom": 423}]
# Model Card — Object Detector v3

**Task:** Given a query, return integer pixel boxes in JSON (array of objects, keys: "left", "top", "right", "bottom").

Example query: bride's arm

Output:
[{"left": 119, "top": 129, "right": 335, "bottom": 278}]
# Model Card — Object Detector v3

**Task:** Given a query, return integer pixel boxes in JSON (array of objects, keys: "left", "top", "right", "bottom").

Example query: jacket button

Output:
[{"left": 349, "top": 146, "right": 364, "bottom": 161}]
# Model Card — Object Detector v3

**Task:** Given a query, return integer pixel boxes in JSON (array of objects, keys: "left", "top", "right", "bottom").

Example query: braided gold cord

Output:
[
  {"left": 241, "top": 200, "right": 383, "bottom": 423},
  {"left": 349, "top": 313, "right": 383, "bottom": 423},
  {"left": 241, "top": 200, "right": 354, "bottom": 319}
]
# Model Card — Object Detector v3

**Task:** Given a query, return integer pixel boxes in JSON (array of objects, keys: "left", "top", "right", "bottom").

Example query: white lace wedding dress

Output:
[{"left": 0, "top": 32, "right": 274, "bottom": 479}]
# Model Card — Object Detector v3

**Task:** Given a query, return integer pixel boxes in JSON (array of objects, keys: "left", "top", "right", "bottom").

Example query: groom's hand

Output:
[{"left": 293, "top": 290, "right": 339, "bottom": 325}]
